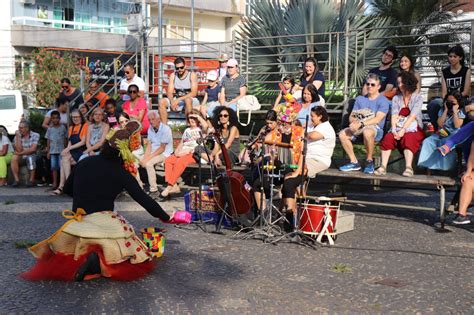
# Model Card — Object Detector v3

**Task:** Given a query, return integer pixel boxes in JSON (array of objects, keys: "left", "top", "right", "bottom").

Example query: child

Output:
[
  {"left": 45, "top": 111, "right": 67, "bottom": 190},
  {"left": 105, "top": 99, "right": 120, "bottom": 129},
  {"left": 273, "top": 74, "right": 299, "bottom": 108},
  {"left": 201, "top": 70, "right": 221, "bottom": 118}
]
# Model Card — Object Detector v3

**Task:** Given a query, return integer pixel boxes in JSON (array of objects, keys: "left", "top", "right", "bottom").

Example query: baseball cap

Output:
[
  {"left": 227, "top": 58, "right": 238, "bottom": 67},
  {"left": 206, "top": 70, "right": 218, "bottom": 81}
]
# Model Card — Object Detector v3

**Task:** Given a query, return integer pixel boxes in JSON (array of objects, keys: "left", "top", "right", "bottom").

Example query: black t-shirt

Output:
[
  {"left": 63, "top": 155, "right": 170, "bottom": 221},
  {"left": 368, "top": 67, "right": 398, "bottom": 92},
  {"left": 442, "top": 65, "right": 469, "bottom": 94},
  {"left": 60, "top": 89, "right": 84, "bottom": 111}
]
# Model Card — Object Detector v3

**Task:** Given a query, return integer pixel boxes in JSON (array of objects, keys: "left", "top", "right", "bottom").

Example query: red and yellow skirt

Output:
[{"left": 22, "top": 209, "right": 155, "bottom": 281}]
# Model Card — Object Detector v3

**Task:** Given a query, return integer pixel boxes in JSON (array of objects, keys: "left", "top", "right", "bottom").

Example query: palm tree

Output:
[{"left": 237, "top": 0, "right": 393, "bottom": 107}]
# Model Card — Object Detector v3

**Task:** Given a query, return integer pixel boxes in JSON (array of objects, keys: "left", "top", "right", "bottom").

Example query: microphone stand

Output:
[
  {"left": 296, "top": 114, "right": 310, "bottom": 231},
  {"left": 238, "top": 122, "right": 255, "bottom": 166},
  {"left": 194, "top": 131, "right": 214, "bottom": 232}
]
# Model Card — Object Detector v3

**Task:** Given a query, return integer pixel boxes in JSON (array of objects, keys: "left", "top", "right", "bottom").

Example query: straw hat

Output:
[
  {"left": 218, "top": 53, "right": 229, "bottom": 62},
  {"left": 63, "top": 212, "right": 136, "bottom": 239}
]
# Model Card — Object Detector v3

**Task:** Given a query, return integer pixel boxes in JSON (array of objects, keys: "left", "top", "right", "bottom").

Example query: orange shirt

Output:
[
  {"left": 68, "top": 122, "right": 88, "bottom": 140},
  {"left": 84, "top": 91, "right": 109, "bottom": 109}
]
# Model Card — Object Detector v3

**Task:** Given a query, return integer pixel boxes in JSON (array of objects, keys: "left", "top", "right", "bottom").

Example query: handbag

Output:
[{"left": 237, "top": 95, "right": 261, "bottom": 126}]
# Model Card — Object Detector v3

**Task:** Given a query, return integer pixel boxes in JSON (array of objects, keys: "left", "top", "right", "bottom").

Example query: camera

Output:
[{"left": 445, "top": 90, "right": 466, "bottom": 111}]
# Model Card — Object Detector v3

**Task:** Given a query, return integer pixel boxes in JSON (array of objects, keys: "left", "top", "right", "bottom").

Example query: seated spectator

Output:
[
  {"left": 158, "top": 57, "right": 199, "bottom": 124},
  {"left": 297, "top": 57, "right": 325, "bottom": 103},
  {"left": 42, "top": 97, "right": 68, "bottom": 129},
  {"left": 282, "top": 106, "right": 335, "bottom": 230},
  {"left": 161, "top": 110, "right": 208, "bottom": 199},
  {"left": 418, "top": 91, "right": 466, "bottom": 171},
  {"left": 207, "top": 106, "right": 240, "bottom": 166},
  {"left": 0, "top": 131, "right": 14, "bottom": 186},
  {"left": 84, "top": 80, "right": 109, "bottom": 109},
  {"left": 59, "top": 77, "right": 84, "bottom": 111},
  {"left": 123, "top": 84, "right": 150, "bottom": 135},
  {"left": 79, "top": 108, "right": 109, "bottom": 161},
  {"left": 10, "top": 121, "right": 40, "bottom": 187},
  {"left": 138, "top": 110, "right": 173, "bottom": 194},
  {"left": 217, "top": 53, "right": 229, "bottom": 82},
  {"left": 105, "top": 99, "right": 120, "bottom": 129},
  {"left": 45, "top": 111, "right": 67, "bottom": 190},
  {"left": 438, "top": 120, "right": 474, "bottom": 160},
  {"left": 375, "top": 72, "right": 425, "bottom": 177},
  {"left": 297, "top": 84, "right": 321, "bottom": 127},
  {"left": 52, "top": 110, "right": 88, "bottom": 195},
  {"left": 398, "top": 52, "right": 421, "bottom": 93},
  {"left": 362, "top": 46, "right": 398, "bottom": 99},
  {"left": 200, "top": 70, "right": 221, "bottom": 118},
  {"left": 274, "top": 74, "right": 299, "bottom": 108},
  {"left": 119, "top": 63, "right": 145, "bottom": 102},
  {"left": 219, "top": 58, "right": 247, "bottom": 113},
  {"left": 78, "top": 103, "right": 91, "bottom": 123},
  {"left": 339, "top": 74, "right": 390, "bottom": 174},
  {"left": 427, "top": 45, "right": 471, "bottom": 130},
  {"left": 452, "top": 140, "right": 474, "bottom": 225}
]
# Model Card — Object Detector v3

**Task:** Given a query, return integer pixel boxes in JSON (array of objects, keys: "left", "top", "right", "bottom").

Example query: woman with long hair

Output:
[
  {"left": 296, "top": 84, "right": 321, "bottom": 126},
  {"left": 79, "top": 108, "right": 110, "bottom": 161},
  {"left": 208, "top": 106, "right": 240, "bottom": 166},
  {"left": 298, "top": 57, "right": 325, "bottom": 100},
  {"left": 398, "top": 52, "right": 421, "bottom": 93},
  {"left": 122, "top": 84, "right": 150, "bottom": 135}
]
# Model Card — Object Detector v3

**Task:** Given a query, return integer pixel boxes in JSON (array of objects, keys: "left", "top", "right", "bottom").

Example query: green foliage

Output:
[
  {"left": 28, "top": 110, "right": 47, "bottom": 149},
  {"left": 12, "top": 48, "right": 81, "bottom": 108},
  {"left": 331, "top": 263, "right": 351, "bottom": 273}
]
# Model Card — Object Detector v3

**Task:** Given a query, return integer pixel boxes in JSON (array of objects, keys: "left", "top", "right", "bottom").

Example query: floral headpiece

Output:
[
  {"left": 106, "top": 120, "right": 142, "bottom": 175},
  {"left": 274, "top": 101, "right": 301, "bottom": 123}
]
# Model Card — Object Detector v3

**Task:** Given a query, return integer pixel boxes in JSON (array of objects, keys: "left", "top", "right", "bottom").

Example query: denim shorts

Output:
[
  {"left": 50, "top": 154, "right": 61, "bottom": 171},
  {"left": 163, "top": 97, "right": 200, "bottom": 112},
  {"left": 19, "top": 154, "right": 36, "bottom": 171}
]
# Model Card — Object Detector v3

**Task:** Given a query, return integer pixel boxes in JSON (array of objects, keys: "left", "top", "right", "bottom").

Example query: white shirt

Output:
[
  {"left": 120, "top": 74, "right": 145, "bottom": 101},
  {"left": 46, "top": 109, "right": 68, "bottom": 126},
  {"left": 0, "top": 135, "right": 13, "bottom": 153},
  {"left": 306, "top": 121, "right": 336, "bottom": 167},
  {"left": 147, "top": 123, "right": 173, "bottom": 157}
]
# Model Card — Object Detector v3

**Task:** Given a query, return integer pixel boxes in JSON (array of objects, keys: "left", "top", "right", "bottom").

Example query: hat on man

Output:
[
  {"left": 227, "top": 58, "right": 239, "bottom": 67},
  {"left": 218, "top": 53, "right": 229, "bottom": 62},
  {"left": 206, "top": 70, "right": 219, "bottom": 81}
]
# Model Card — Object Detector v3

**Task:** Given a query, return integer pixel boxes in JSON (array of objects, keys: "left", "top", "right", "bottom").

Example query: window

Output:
[
  {"left": 0, "top": 96, "right": 16, "bottom": 110},
  {"left": 164, "top": 19, "right": 199, "bottom": 41},
  {"left": 75, "top": 12, "right": 91, "bottom": 30},
  {"left": 113, "top": 17, "right": 127, "bottom": 34},
  {"left": 97, "top": 16, "right": 111, "bottom": 33}
]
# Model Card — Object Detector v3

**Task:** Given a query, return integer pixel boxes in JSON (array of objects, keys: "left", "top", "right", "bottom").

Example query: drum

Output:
[{"left": 298, "top": 202, "right": 339, "bottom": 236}]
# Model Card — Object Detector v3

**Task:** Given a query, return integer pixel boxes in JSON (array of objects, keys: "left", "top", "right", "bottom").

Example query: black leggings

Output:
[{"left": 282, "top": 175, "right": 306, "bottom": 199}]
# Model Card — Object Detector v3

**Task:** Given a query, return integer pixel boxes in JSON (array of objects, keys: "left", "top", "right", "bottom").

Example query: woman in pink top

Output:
[{"left": 122, "top": 84, "right": 150, "bottom": 135}]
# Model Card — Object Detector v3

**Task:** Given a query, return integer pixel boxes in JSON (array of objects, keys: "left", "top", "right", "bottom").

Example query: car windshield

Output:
[{"left": 0, "top": 95, "right": 16, "bottom": 110}]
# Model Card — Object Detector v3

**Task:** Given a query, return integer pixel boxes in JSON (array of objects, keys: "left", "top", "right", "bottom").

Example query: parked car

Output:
[{"left": 0, "top": 90, "right": 31, "bottom": 136}]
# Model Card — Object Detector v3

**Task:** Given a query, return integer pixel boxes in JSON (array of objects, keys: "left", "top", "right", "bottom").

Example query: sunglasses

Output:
[
  {"left": 62, "top": 85, "right": 69, "bottom": 89},
  {"left": 175, "top": 66, "right": 185, "bottom": 70},
  {"left": 128, "top": 90, "right": 138, "bottom": 94},
  {"left": 227, "top": 66, "right": 235, "bottom": 69},
  {"left": 219, "top": 114, "right": 229, "bottom": 118},
  {"left": 365, "top": 82, "right": 377, "bottom": 87}
]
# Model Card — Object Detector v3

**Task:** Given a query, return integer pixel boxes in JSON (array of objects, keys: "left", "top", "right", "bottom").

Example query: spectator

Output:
[
  {"left": 452, "top": 140, "right": 474, "bottom": 225},
  {"left": 161, "top": 110, "right": 208, "bottom": 199},
  {"left": 339, "top": 73, "right": 390, "bottom": 174},
  {"left": 105, "top": 99, "right": 120, "bottom": 129},
  {"left": 139, "top": 110, "right": 173, "bottom": 194},
  {"left": 282, "top": 106, "right": 336, "bottom": 229},
  {"left": 118, "top": 112, "right": 145, "bottom": 187},
  {"left": 219, "top": 58, "right": 247, "bottom": 113},
  {"left": 418, "top": 91, "right": 466, "bottom": 171},
  {"left": 78, "top": 103, "right": 91, "bottom": 123},
  {"left": 44, "top": 110, "right": 67, "bottom": 190},
  {"left": 52, "top": 110, "right": 88, "bottom": 195},
  {"left": 297, "top": 84, "right": 321, "bottom": 126},
  {"left": 398, "top": 52, "right": 421, "bottom": 93},
  {"left": 84, "top": 80, "right": 109, "bottom": 109},
  {"left": 298, "top": 57, "right": 325, "bottom": 101},
  {"left": 79, "top": 108, "right": 109, "bottom": 161},
  {"left": 0, "top": 131, "right": 13, "bottom": 186},
  {"left": 274, "top": 74, "right": 299, "bottom": 108},
  {"left": 438, "top": 120, "right": 474, "bottom": 160},
  {"left": 427, "top": 45, "right": 471, "bottom": 130},
  {"left": 217, "top": 53, "right": 229, "bottom": 82},
  {"left": 42, "top": 97, "right": 68, "bottom": 129},
  {"left": 10, "top": 121, "right": 40, "bottom": 187},
  {"left": 119, "top": 63, "right": 145, "bottom": 101},
  {"left": 59, "top": 78, "right": 84, "bottom": 111},
  {"left": 208, "top": 106, "right": 240, "bottom": 166},
  {"left": 122, "top": 84, "right": 150, "bottom": 136},
  {"left": 375, "top": 72, "right": 425, "bottom": 177},
  {"left": 200, "top": 70, "right": 221, "bottom": 118},
  {"left": 362, "top": 46, "right": 398, "bottom": 98},
  {"left": 159, "top": 57, "right": 199, "bottom": 124}
]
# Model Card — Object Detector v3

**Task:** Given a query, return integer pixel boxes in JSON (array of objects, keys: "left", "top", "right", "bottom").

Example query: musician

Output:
[
  {"left": 207, "top": 106, "right": 240, "bottom": 166},
  {"left": 281, "top": 106, "right": 336, "bottom": 231}
]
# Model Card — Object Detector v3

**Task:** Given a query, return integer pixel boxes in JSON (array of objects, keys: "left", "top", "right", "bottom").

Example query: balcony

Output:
[
  {"left": 155, "top": 0, "right": 246, "bottom": 16},
  {"left": 11, "top": 17, "right": 138, "bottom": 52}
]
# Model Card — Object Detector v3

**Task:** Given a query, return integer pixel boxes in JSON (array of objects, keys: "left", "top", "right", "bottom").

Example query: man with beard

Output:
[{"left": 362, "top": 46, "right": 398, "bottom": 96}]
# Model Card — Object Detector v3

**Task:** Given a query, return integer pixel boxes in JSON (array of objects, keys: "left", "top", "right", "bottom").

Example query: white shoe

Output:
[{"left": 200, "top": 158, "right": 208, "bottom": 165}]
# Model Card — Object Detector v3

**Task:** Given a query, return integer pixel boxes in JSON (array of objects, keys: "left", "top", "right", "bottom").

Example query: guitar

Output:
[{"left": 213, "top": 128, "right": 253, "bottom": 217}]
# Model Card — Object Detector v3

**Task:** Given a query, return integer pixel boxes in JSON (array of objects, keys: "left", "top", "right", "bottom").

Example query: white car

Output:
[{"left": 0, "top": 90, "right": 31, "bottom": 136}]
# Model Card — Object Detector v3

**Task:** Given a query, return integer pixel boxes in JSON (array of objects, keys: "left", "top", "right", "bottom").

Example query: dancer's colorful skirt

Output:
[{"left": 22, "top": 209, "right": 156, "bottom": 281}]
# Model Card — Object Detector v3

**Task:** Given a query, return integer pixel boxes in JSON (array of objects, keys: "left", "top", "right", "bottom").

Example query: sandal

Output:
[
  {"left": 51, "top": 188, "right": 63, "bottom": 195},
  {"left": 374, "top": 165, "right": 387, "bottom": 176},
  {"left": 402, "top": 167, "right": 414, "bottom": 177}
]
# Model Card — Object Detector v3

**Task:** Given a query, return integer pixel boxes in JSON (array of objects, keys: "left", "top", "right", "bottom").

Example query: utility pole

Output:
[
  {"left": 190, "top": 0, "right": 195, "bottom": 69},
  {"left": 141, "top": 0, "right": 149, "bottom": 103}
]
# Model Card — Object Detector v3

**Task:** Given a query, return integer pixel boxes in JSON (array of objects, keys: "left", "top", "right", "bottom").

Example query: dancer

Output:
[{"left": 22, "top": 121, "right": 190, "bottom": 282}]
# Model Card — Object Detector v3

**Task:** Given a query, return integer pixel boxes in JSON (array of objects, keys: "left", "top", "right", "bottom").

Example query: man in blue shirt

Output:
[
  {"left": 139, "top": 110, "right": 173, "bottom": 193},
  {"left": 339, "top": 74, "right": 390, "bottom": 174}
]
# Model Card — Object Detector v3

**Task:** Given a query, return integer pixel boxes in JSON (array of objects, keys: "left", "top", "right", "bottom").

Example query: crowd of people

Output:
[{"left": 1, "top": 46, "right": 473, "bottom": 227}]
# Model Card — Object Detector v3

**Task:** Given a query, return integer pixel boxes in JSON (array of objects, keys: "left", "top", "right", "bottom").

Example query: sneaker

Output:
[
  {"left": 26, "top": 182, "right": 36, "bottom": 188},
  {"left": 438, "top": 144, "right": 451, "bottom": 157},
  {"left": 453, "top": 215, "right": 471, "bottom": 225},
  {"left": 339, "top": 162, "right": 361, "bottom": 172},
  {"left": 11, "top": 182, "right": 20, "bottom": 188},
  {"left": 363, "top": 160, "right": 375, "bottom": 174}
]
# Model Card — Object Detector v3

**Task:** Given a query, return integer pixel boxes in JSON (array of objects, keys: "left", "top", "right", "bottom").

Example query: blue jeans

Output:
[
  {"left": 50, "top": 154, "right": 61, "bottom": 171},
  {"left": 427, "top": 98, "right": 443, "bottom": 130}
]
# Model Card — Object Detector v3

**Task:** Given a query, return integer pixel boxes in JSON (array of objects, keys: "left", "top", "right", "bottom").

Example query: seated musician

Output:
[
  {"left": 206, "top": 106, "right": 240, "bottom": 166},
  {"left": 281, "top": 106, "right": 336, "bottom": 232}
]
